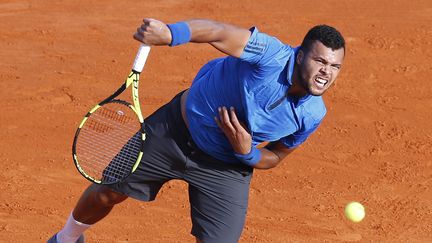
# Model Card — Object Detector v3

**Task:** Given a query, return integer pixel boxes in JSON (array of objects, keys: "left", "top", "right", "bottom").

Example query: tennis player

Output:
[{"left": 48, "top": 18, "right": 345, "bottom": 243}]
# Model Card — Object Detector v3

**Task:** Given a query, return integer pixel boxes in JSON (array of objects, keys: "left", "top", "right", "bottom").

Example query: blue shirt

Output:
[{"left": 185, "top": 27, "right": 326, "bottom": 163}]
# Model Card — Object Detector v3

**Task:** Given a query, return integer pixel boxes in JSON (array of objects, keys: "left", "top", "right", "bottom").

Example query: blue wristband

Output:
[
  {"left": 234, "top": 147, "right": 262, "bottom": 166},
  {"left": 166, "top": 22, "right": 191, "bottom": 47}
]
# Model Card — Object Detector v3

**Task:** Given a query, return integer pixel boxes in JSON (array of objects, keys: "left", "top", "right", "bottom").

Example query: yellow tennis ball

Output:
[{"left": 344, "top": 202, "right": 365, "bottom": 222}]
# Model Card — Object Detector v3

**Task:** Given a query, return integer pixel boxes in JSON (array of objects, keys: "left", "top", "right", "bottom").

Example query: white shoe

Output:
[{"left": 47, "top": 233, "right": 85, "bottom": 243}]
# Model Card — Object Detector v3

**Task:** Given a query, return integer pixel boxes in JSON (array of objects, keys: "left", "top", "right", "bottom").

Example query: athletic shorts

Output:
[{"left": 108, "top": 91, "right": 254, "bottom": 243}]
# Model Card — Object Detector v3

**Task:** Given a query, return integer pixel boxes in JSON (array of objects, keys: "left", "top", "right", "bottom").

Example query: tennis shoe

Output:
[{"left": 47, "top": 233, "right": 85, "bottom": 243}]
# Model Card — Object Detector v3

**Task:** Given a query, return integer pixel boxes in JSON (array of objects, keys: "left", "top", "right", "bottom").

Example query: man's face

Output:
[{"left": 296, "top": 41, "right": 345, "bottom": 96}]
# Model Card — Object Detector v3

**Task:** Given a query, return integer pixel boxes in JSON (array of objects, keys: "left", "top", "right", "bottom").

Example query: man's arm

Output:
[
  {"left": 133, "top": 18, "right": 251, "bottom": 57},
  {"left": 187, "top": 19, "right": 251, "bottom": 57},
  {"left": 253, "top": 141, "right": 296, "bottom": 169}
]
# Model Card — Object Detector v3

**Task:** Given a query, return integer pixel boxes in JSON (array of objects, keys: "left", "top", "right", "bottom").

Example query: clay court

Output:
[{"left": 1, "top": 0, "right": 431, "bottom": 242}]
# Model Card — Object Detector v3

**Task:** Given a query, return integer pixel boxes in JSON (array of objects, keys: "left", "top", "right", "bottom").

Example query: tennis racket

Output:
[{"left": 72, "top": 44, "right": 151, "bottom": 184}]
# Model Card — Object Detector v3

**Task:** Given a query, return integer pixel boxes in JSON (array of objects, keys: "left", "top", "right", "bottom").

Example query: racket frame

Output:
[{"left": 72, "top": 44, "right": 150, "bottom": 184}]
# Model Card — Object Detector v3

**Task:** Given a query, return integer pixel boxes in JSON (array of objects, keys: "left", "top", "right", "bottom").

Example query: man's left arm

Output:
[
  {"left": 215, "top": 106, "right": 306, "bottom": 169},
  {"left": 215, "top": 106, "right": 320, "bottom": 169},
  {"left": 255, "top": 122, "right": 322, "bottom": 169},
  {"left": 253, "top": 141, "right": 297, "bottom": 169}
]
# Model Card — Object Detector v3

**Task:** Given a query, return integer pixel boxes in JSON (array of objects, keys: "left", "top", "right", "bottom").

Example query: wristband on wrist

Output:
[
  {"left": 234, "top": 147, "right": 262, "bottom": 166},
  {"left": 166, "top": 22, "right": 191, "bottom": 47}
]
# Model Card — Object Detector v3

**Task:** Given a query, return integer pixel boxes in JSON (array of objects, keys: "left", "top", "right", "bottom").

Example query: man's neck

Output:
[{"left": 288, "top": 66, "right": 308, "bottom": 97}]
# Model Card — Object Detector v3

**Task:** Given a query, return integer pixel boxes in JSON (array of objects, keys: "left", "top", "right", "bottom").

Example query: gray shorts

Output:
[{"left": 108, "top": 91, "right": 254, "bottom": 243}]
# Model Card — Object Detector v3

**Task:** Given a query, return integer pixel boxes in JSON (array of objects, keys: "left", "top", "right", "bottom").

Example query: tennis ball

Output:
[{"left": 344, "top": 201, "right": 365, "bottom": 222}]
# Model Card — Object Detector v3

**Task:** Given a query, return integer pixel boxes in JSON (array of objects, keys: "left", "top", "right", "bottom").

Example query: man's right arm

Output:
[
  {"left": 186, "top": 19, "right": 251, "bottom": 57},
  {"left": 133, "top": 18, "right": 251, "bottom": 58}
]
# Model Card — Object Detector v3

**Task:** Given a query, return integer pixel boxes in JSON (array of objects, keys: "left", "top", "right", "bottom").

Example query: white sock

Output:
[{"left": 56, "top": 212, "right": 91, "bottom": 243}]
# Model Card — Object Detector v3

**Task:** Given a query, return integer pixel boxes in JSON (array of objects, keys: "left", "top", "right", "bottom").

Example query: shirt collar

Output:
[
  {"left": 286, "top": 46, "right": 300, "bottom": 86},
  {"left": 287, "top": 46, "right": 312, "bottom": 107}
]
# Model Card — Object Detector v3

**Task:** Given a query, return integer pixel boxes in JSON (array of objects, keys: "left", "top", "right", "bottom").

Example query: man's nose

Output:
[{"left": 320, "top": 65, "right": 331, "bottom": 75}]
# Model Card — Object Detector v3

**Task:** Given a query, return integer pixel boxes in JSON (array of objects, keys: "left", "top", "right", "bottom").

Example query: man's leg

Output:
[
  {"left": 55, "top": 184, "right": 127, "bottom": 242},
  {"left": 50, "top": 91, "right": 189, "bottom": 242},
  {"left": 73, "top": 183, "right": 128, "bottom": 224},
  {"left": 185, "top": 155, "right": 253, "bottom": 243}
]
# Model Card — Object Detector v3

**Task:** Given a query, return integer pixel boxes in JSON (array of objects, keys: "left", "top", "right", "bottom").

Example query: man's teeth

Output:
[{"left": 315, "top": 77, "right": 328, "bottom": 87}]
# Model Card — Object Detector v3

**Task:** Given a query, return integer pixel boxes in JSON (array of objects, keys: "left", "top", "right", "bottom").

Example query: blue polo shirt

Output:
[{"left": 185, "top": 27, "right": 326, "bottom": 163}]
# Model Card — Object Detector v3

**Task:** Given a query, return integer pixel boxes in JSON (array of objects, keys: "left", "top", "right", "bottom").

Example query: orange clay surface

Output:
[{"left": 1, "top": 0, "right": 431, "bottom": 242}]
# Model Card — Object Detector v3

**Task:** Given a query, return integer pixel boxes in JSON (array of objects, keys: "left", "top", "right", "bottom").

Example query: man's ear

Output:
[{"left": 296, "top": 49, "right": 304, "bottom": 65}]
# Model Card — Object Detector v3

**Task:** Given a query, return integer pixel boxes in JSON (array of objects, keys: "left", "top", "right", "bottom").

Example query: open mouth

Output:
[{"left": 314, "top": 76, "right": 328, "bottom": 89}]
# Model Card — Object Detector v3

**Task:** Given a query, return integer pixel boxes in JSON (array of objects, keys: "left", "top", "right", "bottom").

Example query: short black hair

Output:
[{"left": 300, "top": 25, "right": 345, "bottom": 53}]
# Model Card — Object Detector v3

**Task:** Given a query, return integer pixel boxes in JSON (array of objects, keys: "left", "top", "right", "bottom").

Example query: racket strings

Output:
[
  {"left": 97, "top": 106, "right": 135, "bottom": 125},
  {"left": 76, "top": 102, "right": 142, "bottom": 183},
  {"left": 78, "top": 133, "right": 141, "bottom": 176}
]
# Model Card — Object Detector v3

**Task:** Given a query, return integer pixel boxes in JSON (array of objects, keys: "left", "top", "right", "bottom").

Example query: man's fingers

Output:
[
  {"left": 218, "top": 107, "right": 235, "bottom": 132},
  {"left": 140, "top": 24, "right": 148, "bottom": 32},
  {"left": 214, "top": 114, "right": 229, "bottom": 135},
  {"left": 135, "top": 21, "right": 153, "bottom": 44},
  {"left": 143, "top": 18, "right": 153, "bottom": 25},
  {"left": 228, "top": 107, "right": 245, "bottom": 131},
  {"left": 133, "top": 32, "right": 142, "bottom": 42},
  {"left": 214, "top": 116, "right": 222, "bottom": 128},
  {"left": 217, "top": 106, "right": 247, "bottom": 133},
  {"left": 143, "top": 18, "right": 163, "bottom": 32}
]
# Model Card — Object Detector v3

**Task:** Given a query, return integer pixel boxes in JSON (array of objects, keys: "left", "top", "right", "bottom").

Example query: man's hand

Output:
[
  {"left": 214, "top": 106, "right": 252, "bottom": 155},
  {"left": 133, "top": 18, "right": 172, "bottom": 46},
  {"left": 214, "top": 106, "right": 296, "bottom": 169}
]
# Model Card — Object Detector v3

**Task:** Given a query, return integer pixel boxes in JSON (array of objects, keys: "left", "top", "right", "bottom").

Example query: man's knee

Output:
[{"left": 90, "top": 184, "right": 128, "bottom": 206}]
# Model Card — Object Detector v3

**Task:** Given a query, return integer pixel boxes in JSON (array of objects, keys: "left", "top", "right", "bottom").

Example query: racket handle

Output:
[{"left": 132, "top": 44, "right": 151, "bottom": 73}]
